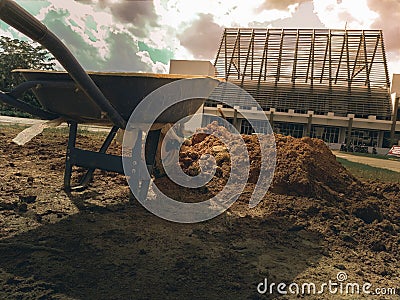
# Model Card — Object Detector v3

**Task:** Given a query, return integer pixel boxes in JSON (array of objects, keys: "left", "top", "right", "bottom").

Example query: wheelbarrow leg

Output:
[
  {"left": 64, "top": 121, "right": 78, "bottom": 193},
  {"left": 70, "top": 125, "right": 119, "bottom": 191},
  {"left": 129, "top": 129, "right": 161, "bottom": 201},
  {"left": 139, "top": 129, "right": 161, "bottom": 199},
  {"left": 129, "top": 130, "right": 142, "bottom": 197}
]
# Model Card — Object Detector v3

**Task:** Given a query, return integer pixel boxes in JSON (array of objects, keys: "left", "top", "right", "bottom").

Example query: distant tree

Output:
[{"left": 0, "top": 36, "right": 55, "bottom": 117}]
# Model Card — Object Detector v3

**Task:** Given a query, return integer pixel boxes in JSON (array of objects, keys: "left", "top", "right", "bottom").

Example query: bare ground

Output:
[{"left": 0, "top": 125, "right": 399, "bottom": 299}]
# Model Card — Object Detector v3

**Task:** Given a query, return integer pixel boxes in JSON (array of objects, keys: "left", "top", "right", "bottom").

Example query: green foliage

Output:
[{"left": 0, "top": 36, "right": 55, "bottom": 117}]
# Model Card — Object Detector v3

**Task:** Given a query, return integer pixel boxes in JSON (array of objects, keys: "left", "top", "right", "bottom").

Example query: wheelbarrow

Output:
[{"left": 0, "top": 0, "right": 220, "bottom": 198}]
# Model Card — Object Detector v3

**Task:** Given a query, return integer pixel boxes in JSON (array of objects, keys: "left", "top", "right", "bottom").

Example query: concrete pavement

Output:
[{"left": 0, "top": 115, "right": 110, "bottom": 132}]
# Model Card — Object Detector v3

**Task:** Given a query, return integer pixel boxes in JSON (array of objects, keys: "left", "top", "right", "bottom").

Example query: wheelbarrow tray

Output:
[{"left": 16, "top": 69, "right": 209, "bottom": 124}]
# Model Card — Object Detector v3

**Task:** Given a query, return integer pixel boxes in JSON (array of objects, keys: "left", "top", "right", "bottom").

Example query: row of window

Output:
[{"left": 200, "top": 116, "right": 396, "bottom": 147}]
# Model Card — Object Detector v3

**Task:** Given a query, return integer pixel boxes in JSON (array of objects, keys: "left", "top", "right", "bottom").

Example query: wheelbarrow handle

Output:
[
  {"left": 0, "top": 0, "right": 47, "bottom": 42},
  {"left": 0, "top": 0, "right": 127, "bottom": 129}
]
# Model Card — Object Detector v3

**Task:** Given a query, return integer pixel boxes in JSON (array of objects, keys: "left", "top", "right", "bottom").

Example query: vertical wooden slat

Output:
[
  {"left": 345, "top": 30, "right": 351, "bottom": 90},
  {"left": 362, "top": 31, "right": 370, "bottom": 91},
  {"left": 256, "top": 31, "right": 269, "bottom": 98},
  {"left": 335, "top": 33, "right": 346, "bottom": 84},
  {"left": 351, "top": 34, "right": 363, "bottom": 80},
  {"left": 237, "top": 31, "right": 241, "bottom": 80},
  {"left": 367, "top": 34, "right": 380, "bottom": 86},
  {"left": 264, "top": 30, "right": 270, "bottom": 81},
  {"left": 251, "top": 30, "right": 255, "bottom": 80},
  {"left": 320, "top": 32, "right": 329, "bottom": 83},
  {"left": 227, "top": 29, "right": 240, "bottom": 81},
  {"left": 328, "top": 30, "right": 332, "bottom": 89},
  {"left": 241, "top": 29, "right": 255, "bottom": 87},
  {"left": 311, "top": 29, "right": 315, "bottom": 87},
  {"left": 275, "top": 29, "right": 284, "bottom": 85},
  {"left": 380, "top": 30, "right": 390, "bottom": 88},
  {"left": 291, "top": 29, "right": 300, "bottom": 85}
]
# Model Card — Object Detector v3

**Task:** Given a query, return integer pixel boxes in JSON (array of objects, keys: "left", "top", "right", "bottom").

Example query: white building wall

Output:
[{"left": 169, "top": 60, "right": 216, "bottom": 76}]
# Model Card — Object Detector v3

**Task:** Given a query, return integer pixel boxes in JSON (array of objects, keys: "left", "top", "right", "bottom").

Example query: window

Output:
[
  {"left": 311, "top": 126, "right": 340, "bottom": 143},
  {"left": 345, "top": 129, "right": 379, "bottom": 146},
  {"left": 240, "top": 119, "right": 272, "bottom": 134},
  {"left": 273, "top": 122, "right": 304, "bottom": 138}
]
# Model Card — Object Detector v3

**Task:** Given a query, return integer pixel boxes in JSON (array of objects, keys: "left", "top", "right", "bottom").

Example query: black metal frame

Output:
[
  {"left": 0, "top": 81, "right": 62, "bottom": 120},
  {"left": 0, "top": 79, "right": 161, "bottom": 198},
  {"left": 63, "top": 121, "right": 161, "bottom": 198}
]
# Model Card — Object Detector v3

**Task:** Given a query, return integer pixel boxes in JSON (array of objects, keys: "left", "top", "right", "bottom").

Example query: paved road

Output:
[
  {"left": 0, "top": 115, "right": 110, "bottom": 132},
  {"left": 333, "top": 151, "right": 400, "bottom": 173}
]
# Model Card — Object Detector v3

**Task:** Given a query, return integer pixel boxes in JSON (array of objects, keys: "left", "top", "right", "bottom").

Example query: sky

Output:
[{"left": 0, "top": 0, "right": 399, "bottom": 82}]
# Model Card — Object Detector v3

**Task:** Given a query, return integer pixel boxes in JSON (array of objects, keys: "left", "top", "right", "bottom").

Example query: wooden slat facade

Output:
[{"left": 213, "top": 28, "right": 392, "bottom": 119}]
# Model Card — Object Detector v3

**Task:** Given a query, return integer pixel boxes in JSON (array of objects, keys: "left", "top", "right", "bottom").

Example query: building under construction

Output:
[{"left": 170, "top": 28, "right": 400, "bottom": 151}]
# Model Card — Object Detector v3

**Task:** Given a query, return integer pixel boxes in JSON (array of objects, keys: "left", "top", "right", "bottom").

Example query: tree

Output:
[{"left": 0, "top": 36, "right": 55, "bottom": 117}]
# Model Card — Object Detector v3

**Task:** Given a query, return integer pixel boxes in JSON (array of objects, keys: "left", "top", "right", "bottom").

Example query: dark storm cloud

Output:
[
  {"left": 74, "top": 0, "right": 158, "bottom": 37},
  {"left": 102, "top": 30, "right": 151, "bottom": 71},
  {"left": 257, "top": 0, "right": 310, "bottom": 11},
  {"left": 367, "top": 0, "right": 400, "bottom": 52},
  {"left": 82, "top": 0, "right": 158, "bottom": 37},
  {"left": 178, "top": 13, "right": 223, "bottom": 60}
]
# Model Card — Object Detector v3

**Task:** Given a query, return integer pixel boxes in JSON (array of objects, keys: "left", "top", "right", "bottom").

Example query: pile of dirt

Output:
[{"left": 179, "top": 122, "right": 361, "bottom": 200}]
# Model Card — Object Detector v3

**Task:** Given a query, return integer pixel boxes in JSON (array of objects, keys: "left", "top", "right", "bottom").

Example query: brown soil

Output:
[
  {"left": 179, "top": 122, "right": 361, "bottom": 200},
  {"left": 0, "top": 125, "right": 399, "bottom": 299}
]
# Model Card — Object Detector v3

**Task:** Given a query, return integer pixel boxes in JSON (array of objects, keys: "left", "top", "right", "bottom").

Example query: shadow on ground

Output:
[{"left": 0, "top": 196, "right": 323, "bottom": 300}]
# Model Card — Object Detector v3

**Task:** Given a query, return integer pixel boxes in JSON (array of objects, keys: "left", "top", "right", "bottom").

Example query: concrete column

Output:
[
  {"left": 338, "top": 127, "right": 346, "bottom": 144},
  {"left": 390, "top": 96, "right": 399, "bottom": 146},
  {"left": 233, "top": 108, "right": 239, "bottom": 130},
  {"left": 269, "top": 108, "right": 275, "bottom": 130},
  {"left": 236, "top": 119, "right": 243, "bottom": 133},
  {"left": 269, "top": 111, "right": 274, "bottom": 128},
  {"left": 346, "top": 114, "right": 355, "bottom": 147},
  {"left": 377, "top": 131, "right": 384, "bottom": 148},
  {"left": 304, "top": 111, "right": 313, "bottom": 137}
]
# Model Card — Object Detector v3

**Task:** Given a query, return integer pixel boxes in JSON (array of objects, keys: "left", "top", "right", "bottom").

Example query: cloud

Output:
[
  {"left": 35, "top": 3, "right": 164, "bottom": 72},
  {"left": 270, "top": 2, "right": 325, "bottom": 28},
  {"left": 5, "top": 0, "right": 398, "bottom": 76},
  {"left": 257, "top": 0, "right": 310, "bottom": 11},
  {"left": 41, "top": 9, "right": 103, "bottom": 70},
  {"left": 137, "top": 50, "right": 168, "bottom": 73},
  {"left": 74, "top": 0, "right": 92, "bottom": 3},
  {"left": 102, "top": 30, "right": 152, "bottom": 72},
  {"left": 178, "top": 13, "right": 224, "bottom": 60},
  {"left": 313, "top": 0, "right": 378, "bottom": 29},
  {"left": 80, "top": 0, "right": 159, "bottom": 38},
  {"left": 367, "top": 0, "right": 400, "bottom": 52}
]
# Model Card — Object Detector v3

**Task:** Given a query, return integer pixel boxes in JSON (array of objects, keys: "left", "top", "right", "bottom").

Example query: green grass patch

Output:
[
  {"left": 338, "top": 151, "right": 391, "bottom": 160},
  {"left": 337, "top": 157, "right": 400, "bottom": 183}
]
